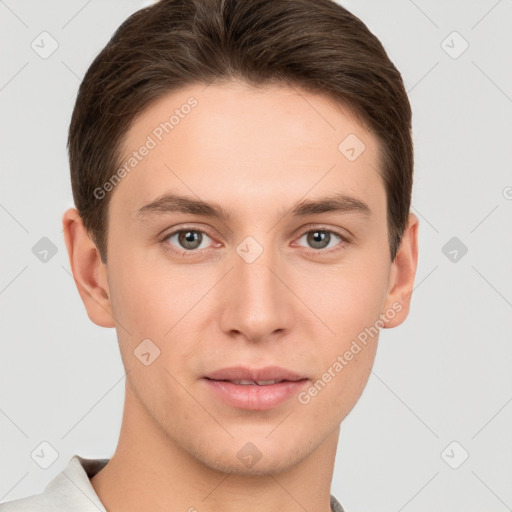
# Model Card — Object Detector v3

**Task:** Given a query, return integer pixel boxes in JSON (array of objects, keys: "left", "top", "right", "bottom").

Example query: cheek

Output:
[
  {"left": 299, "top": 257, "right": 389, "bottom": 341},
  {"left": 107, "top": 250, "right": 188, "bottom": 337},
  {"left": 106, "top": 251, "right": 213, "bottom": 380},
  {"left": 303, "top": 301, "right": 380, "bottom": 422},
  {"left": 299, "top": 256, "right": 388, "bottom": 404}
]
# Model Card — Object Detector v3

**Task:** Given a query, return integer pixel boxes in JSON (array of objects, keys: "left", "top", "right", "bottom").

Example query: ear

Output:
[
  {"left": 62, "top": 208, "right": 115, "bottom": 328},
  {"left": 381, "top": 212, "right": 419, "bottom": 328}
]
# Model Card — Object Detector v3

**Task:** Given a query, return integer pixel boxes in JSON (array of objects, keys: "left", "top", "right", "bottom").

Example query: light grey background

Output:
[{"left": 1, "top": 1, "right": 511, "bottom": 511}]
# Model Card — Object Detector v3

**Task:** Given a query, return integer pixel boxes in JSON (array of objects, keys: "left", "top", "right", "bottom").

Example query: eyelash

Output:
[{"left": 159, "top": 225, "right": 350, "bottom": 257}]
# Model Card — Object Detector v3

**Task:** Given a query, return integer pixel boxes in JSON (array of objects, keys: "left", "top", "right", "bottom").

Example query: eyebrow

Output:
[{"left": 134, "top": 192, "right": 372, "bottom": 222}]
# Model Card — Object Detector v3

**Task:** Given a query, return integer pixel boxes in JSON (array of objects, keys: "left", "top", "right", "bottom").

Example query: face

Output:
[{"left": 78, "top": 81, "right": 413, "bottom": 475}]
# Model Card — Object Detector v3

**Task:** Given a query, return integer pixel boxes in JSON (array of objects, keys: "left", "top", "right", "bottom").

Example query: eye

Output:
[
  {"left": 295, "top": 228, "right": 348, "bottom": 253},
  {"left": 162, "top": 228, "right": 214, "bottom": 254},
  {"left": 160, "top": 225, "right": 349, "bottom": 257}
]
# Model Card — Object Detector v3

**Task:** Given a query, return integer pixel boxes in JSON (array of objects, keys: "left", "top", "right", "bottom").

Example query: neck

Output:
[{"left": 90, "top": 381, "right": 340, "bottom": 512}]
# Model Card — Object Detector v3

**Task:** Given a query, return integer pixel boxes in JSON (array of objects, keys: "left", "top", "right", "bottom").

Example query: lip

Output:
[
  {"left": 203, "top": 365, "right": 309, "bottom": 411},
  {"left": 204, "top": 365, "right": 306, "bottom": 382}
]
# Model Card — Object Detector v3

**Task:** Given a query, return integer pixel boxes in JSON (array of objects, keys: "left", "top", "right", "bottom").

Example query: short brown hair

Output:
[{"left": 68, "top": 0, "right": 413, "bottom": 263}]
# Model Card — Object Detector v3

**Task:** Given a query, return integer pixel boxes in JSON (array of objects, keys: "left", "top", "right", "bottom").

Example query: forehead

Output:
[{"left": 113, "top": 81, "right": 385, "bottom": 220}]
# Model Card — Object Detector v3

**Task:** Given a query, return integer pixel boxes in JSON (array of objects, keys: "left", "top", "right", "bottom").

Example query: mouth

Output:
[
  {"left": 214, "top": 379, "right": 290, "bottom": 386},
  {"left": 202, "top": 366, "right": 309, "bottom": 410}
]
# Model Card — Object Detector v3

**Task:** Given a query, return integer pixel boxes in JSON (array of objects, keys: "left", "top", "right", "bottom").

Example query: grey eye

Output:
[
  {"left": 166, "top": 230, "right": 212, "bottom": 251},
  {"left": 297, "top": 230, "right": 342, "bottom": 250}
]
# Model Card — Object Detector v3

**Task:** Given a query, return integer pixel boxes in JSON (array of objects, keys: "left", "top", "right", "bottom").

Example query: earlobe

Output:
[
  {"left": 382, "top": 212, "right": 419, "bottom": 329},
  {"left": 62, "top": 208, "right": 115, "bottom": 328}
]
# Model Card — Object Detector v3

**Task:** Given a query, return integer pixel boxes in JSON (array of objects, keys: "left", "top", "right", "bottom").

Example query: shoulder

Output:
[
  {"left": 0, "top": 454, "right": 108, "bottom": 512},
  {"left": 0, "top": 493, "right": 51, "bottom": 512},
  {"left": 330, "top": 494, "right": 346, "bottom": 512}
]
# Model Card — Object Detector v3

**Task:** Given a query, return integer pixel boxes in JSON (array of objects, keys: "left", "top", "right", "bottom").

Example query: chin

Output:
[
  {"left": 198, "top": 446, "right": 309, "bottom": 476},
  {"left": 182, "top": 428, "right": 321, "bottom": 477}
]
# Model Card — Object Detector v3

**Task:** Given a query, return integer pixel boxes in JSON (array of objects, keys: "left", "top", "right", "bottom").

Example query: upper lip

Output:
[{"left": 204, "top": 365, "right": 307, "bottom": 382}]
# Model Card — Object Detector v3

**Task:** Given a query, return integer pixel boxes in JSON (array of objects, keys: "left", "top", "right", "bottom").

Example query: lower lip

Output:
[{"left": 203, "top": 378, "right": 309, "bottom": 410}]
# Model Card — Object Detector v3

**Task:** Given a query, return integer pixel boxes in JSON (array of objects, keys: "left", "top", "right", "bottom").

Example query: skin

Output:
[{"left": 62, "top": 80, "right": 418, "bottom": 512}]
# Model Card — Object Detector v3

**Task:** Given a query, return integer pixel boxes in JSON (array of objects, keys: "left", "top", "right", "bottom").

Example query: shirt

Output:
[{"left": 0, "top": 454, "right": 346, "bottom": 512}]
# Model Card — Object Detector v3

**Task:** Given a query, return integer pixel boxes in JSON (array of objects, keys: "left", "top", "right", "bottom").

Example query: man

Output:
[{"left": 0, "top": 0, "right": 418, "bottom": 510}]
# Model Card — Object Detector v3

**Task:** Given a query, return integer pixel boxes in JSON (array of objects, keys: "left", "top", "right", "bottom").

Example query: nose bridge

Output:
[{"left": 220, "top": 233, "right": 291, "bottom": 341}]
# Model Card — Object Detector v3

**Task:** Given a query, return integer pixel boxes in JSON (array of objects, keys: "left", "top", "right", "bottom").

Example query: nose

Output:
[{"left": 218, "top": 237, "right": 294, "bottom": 344}]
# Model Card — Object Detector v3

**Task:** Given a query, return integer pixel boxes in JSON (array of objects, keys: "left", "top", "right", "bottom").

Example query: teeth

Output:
[{"left": 231, "top": 379, "right": 283, "bottom": 385}]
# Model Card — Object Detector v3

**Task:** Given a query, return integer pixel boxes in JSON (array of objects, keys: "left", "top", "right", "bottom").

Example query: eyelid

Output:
[
  {"left": 159, "top": 225, "right": 219, "bottom": 257},
  {"left": 295, "top": 223, "right": 352, "bottom": 241},
  {"left": 292, "top": 225, "right": 351, "bottom": 254},
  {"left": 159, "top": 224, "right": 351, "bottom": 256}
]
